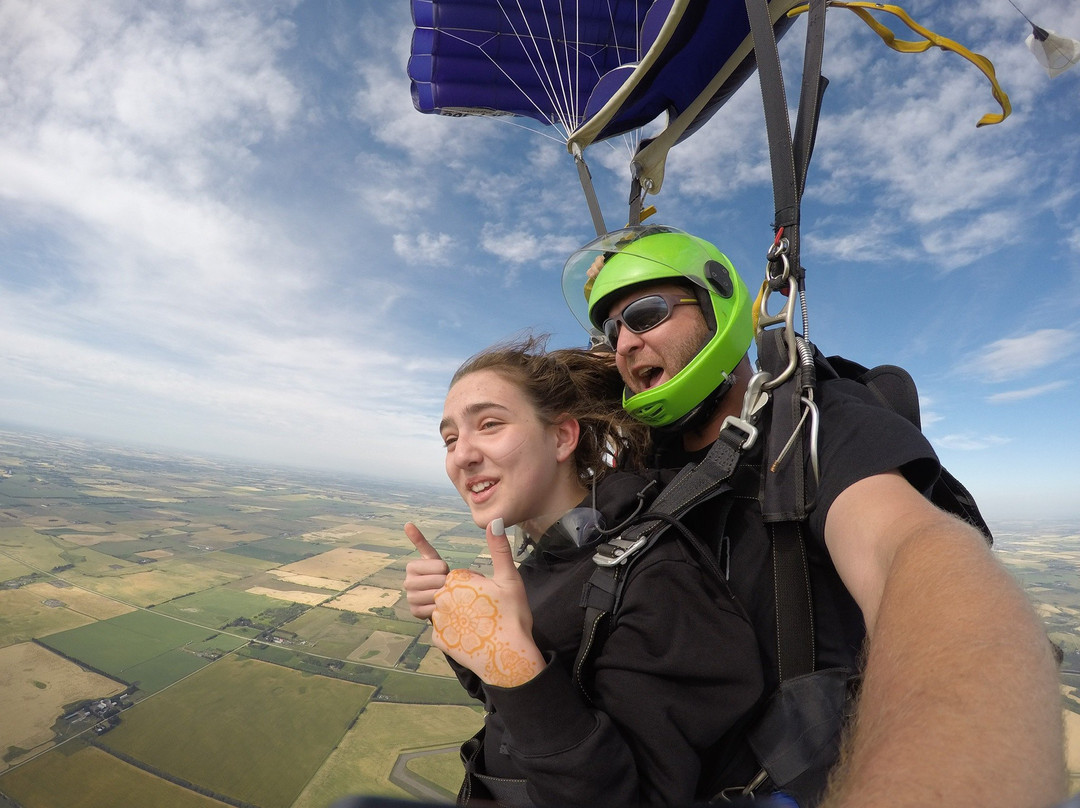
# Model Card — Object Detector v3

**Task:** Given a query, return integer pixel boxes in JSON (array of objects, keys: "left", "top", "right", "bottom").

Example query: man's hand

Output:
[
  {"left": 403, "top": 522, "right": 450, "bottom": 621},
  {"left": 428, "top": 518, "right": 546, "bottom": 688}
]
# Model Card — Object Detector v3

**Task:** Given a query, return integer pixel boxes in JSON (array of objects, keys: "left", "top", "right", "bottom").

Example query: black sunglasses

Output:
[{"left": 602, "top": 292, "right": 699, "bottom": 348}]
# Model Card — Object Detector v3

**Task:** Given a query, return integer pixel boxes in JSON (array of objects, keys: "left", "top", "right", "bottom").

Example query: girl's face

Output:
[{"left": 440, "top": 369, "right": 579, "bottom": 532}]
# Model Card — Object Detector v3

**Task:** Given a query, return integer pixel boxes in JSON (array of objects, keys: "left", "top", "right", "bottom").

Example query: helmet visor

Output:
[{"left": 561, "top": 225, "right": 713, "bottom": 336}]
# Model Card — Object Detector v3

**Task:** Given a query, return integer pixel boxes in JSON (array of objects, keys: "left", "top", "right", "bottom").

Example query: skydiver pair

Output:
[{"left": 405, "top": 226, "right": 1066, "bottom": 807}]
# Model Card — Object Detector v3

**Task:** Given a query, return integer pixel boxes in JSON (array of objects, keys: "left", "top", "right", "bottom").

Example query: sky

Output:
[{"left": 1, "top": 0, "right": 1078, "bottom": 522}]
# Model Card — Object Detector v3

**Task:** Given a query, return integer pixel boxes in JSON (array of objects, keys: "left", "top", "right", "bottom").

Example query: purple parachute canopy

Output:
[{"left": 408, "top": 0, "right": 798, "bottom": 149}]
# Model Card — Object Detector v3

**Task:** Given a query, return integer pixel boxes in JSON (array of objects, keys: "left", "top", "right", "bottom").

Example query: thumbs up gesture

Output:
[
  {"left": 404, "top": 522, "right": 451, "bottom": 621},
  {"left": 404, "top": 518, "right": 545, "bottom": 688}
]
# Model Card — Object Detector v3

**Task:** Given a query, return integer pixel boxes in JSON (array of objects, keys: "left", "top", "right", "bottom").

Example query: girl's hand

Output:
[
  {"left": 403, "top": 522, "right": 450, "bottom": 621},
  {"left": 429, "top": 518, "right": 546, "bottom": 687}
]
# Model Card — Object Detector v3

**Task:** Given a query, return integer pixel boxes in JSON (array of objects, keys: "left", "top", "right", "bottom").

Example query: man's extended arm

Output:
[{"left": 821, "top": 471, "right": 1065, "bottom": 808}]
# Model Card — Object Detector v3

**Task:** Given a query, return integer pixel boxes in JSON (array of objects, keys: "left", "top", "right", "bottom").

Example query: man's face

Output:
[{"left": 604, "top": 283, "right": 710, "bottom": 395}]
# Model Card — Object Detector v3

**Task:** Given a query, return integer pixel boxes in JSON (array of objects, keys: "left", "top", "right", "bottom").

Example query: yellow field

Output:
[
  {"left": 268, "top": 569, "right": 350, "bottom": 590},
  {"left": 346, "top": 630, "right": 411, "bottom": 666},
  {"left": 0, "top": 643, "right": 125, "bottom": 770},
  {"left": 326, "top": 585, "right": 400, "bottom": 614},
  {"left": 0, "top": 743, "right": 228, "bottom": 808},
  {"left": 244, "top": 586, "right": 328, "bottom": 605},
  {"left": 306, "top": 520, "right": 458, "bottom": 549},
  {"left": 64, "top": 558, "right": 240, "bottom": 607},
  {"left": 0, "top": 582, "right": 136, "bottom": 646},
  {"left": 290, "top": 701, "right": 482, "bottom": 808},
  {"left": 32, "top": 582, "right": 134, "bottom": 621},
  {"left": 280, "top": 547, "right": 393, "bottom": 583},
  {"left": 417, "top": 647, "right": 455, "bottom": 677},
  {"left": 136, "top": 550, "right": 175, "bottom": 560},
  {"left": 61, "top": 532, "right": 142, "bottom": 547}
]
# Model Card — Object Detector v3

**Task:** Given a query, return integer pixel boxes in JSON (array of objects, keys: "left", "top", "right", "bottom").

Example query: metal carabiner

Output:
[{"left": 755, "top": 270, "right": 800, "bottom": 391}]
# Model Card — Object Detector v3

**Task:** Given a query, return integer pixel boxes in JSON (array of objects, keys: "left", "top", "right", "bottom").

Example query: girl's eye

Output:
[
  {"left": 480, "top": 419, "right": 501, "bottom": 431},
  {"left": 442, "top": 435, "right": 457, "bottom": 449}
]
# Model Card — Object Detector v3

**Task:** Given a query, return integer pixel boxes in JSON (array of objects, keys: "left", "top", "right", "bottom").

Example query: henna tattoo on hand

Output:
[{"left": 432, "top": 568, "right": 541, "bottom": 687}]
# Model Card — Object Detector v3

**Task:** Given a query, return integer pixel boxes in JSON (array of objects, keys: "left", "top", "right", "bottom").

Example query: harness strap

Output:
[
  {"left": 572, "top": 424, "right": 748, "bottom": 697},
  {"left": 743, "top": 0, "right": 828, "bottom": 283},
  {"left": 771, "top": 520, "right": 815, "bottom": 681}
]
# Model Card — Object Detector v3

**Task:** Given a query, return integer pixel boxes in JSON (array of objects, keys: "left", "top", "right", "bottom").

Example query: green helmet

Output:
[{"left": 561, "top": 225, "right": 753, "bottom": 427}]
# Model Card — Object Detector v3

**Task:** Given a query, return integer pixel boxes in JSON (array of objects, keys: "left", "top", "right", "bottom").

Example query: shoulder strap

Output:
[
  {"left": 573, "top": 427, "right": 747, "bottom": 696},
  {"left": 744, "top": 0, "right": 828, "bottom": 284}
]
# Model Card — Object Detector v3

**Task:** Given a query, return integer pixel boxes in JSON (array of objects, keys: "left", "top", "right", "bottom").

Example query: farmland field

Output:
[
  {"left": 0, "top": 743, "right": 229, "bottom": 808},
  {"left": 151, "top": 588, "right": 285, "bottom": 629},
  {"left": 39, "top": 610, "right": 248, "bottom": 694},
  {"left": 290, "top": 701, "right": 482, "bottom": 808},
  {"left": 0, "top": 642, "right": 125, "bottom": 770},
  {"left": 279, "top": 546, "right": 396, "bottom": 582},
  {"left": 276, "top": 605, "right": 406, "bottom": 660},
  {"left": 99, "top": 655, "right": 373, "bottom": 808},
  {"left": 0, "top": 583, "right": 125, "bottom": 647}
]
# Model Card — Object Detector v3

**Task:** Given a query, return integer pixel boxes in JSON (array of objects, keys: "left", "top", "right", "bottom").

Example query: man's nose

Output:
[{"left": 615, "top": 324, "right": 644, "bottom": 355}]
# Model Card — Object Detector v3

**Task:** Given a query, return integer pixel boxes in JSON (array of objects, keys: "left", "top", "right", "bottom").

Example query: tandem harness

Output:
[{"left": 572, "top": 342, "right": 993, "bottom": 806}]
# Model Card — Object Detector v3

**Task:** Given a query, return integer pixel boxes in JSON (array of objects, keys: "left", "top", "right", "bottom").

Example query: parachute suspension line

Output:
[
  {"left": 489, "top": 0, "right": 576, "bottom": 136},
  {"left": 486, "top": 116, "right": 570, "bottom": 145},
  {"left": 1004, "top": 0, "right": 1036, "bottom": 28},
  {"left": 433, "top": 26, "right": 571, "bottom": 137},
  {"left": 529, "top": 0, "right": 577, "bottom": 132}
]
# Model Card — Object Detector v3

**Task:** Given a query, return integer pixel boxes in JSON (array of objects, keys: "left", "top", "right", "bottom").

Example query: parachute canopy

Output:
[{"left": 408, "top": 0, "right": 800, "bottom": 191}]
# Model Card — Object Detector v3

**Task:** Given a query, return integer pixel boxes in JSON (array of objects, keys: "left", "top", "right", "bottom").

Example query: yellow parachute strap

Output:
[
  {"left": 752, "top": 280, "right": 768, "bottom": 334},
  {"left": 787, "top": 2, "right": 1011, "bottom": 127}
]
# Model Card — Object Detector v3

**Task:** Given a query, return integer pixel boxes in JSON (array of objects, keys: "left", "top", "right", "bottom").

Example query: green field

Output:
[
  {"left": 0, "top": 744, "right": 229, "bottom": 808},
  {"left": 39, "top": 610, "right": 248, "bottom": 693},
  {"left": 238, "top": 643, "right": 388, "bottom": 686},
  {"left": 153, "top": 588, "right": 287, "bottom": 631},
  {"left": 0, "top": 527, "right": 88, "bottom": 573},
  {"left": 277, "top": 606, "right": 404, "bottom": 660},
  {"left": 223, "top": 537, "right": 336, "bottom": 565},
  {"left": 378, "top": 670, "right": 478, "bottom": 705},
  {"left": 291, "top": 701, "right": 482, "bottom": 808},
  {"left": 99, "top": 655, "right": 373, "bottom": 808}
]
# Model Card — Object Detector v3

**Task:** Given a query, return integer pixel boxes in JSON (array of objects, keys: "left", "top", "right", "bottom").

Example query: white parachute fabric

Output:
[{"left": 1025, "top": 25, "right": 1080, "bottom": 78}]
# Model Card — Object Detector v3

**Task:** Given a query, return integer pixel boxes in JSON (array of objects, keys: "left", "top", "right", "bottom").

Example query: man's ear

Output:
[{"left": 553, "top": 417, "right": 580, "bottom": 463}]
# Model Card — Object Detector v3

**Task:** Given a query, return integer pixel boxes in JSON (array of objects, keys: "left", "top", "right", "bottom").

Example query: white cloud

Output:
[
  {"left": 936, "top": 433, "right": 1011, "bottom": 451},
  {"left": 974, "top": 328, "right": 1077, "bottom": 382},
  {"left": 393, "top": 231, "right": 455, "bottom": 265},
  {"left": 987, "top": 381, "right": 1070, "bottom": 403},
  {"left": 480, "top": 226, "right": 543, "bottom": 265}
]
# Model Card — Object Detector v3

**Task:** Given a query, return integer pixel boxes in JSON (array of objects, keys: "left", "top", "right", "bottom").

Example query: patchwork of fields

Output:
[
  {"left": 0, "top": 430, "right": 483, "bottom": 807},
  {"left": 0, "top": 429, "right": 1075, "bottom": 806}
]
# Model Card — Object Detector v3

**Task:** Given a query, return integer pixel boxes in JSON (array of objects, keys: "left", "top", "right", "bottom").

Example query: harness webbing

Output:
[{"left": 573, "top": 424, "right": 745, "bottom": 700}]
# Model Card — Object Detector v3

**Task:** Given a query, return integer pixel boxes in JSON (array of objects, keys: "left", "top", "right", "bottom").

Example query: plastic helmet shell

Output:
[{"left": 562, "top": 226, "right": 752, "bottom": 427}]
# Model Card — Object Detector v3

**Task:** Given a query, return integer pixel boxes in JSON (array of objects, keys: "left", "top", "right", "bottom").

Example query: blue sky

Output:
[{"left": 1, "top": 0, "right": 1078, "bottom": 521}]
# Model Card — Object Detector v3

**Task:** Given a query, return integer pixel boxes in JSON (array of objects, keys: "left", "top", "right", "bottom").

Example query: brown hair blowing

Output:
[{"left": 450, "top": 334, "right": 651, "bottom": 482}]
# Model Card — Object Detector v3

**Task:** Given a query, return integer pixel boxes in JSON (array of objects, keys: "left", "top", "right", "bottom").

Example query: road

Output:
[{"left": 389, "top": 746, "right": 461, "bottom": 803}]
